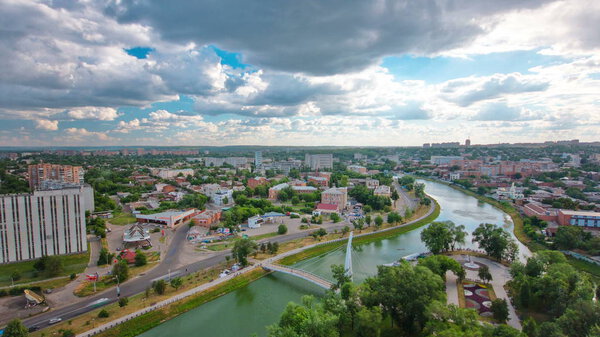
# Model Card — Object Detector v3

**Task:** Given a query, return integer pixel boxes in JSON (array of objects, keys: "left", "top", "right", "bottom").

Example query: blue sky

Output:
[{"left": 0, "top": 0, "right": 598, "bottom": 146}]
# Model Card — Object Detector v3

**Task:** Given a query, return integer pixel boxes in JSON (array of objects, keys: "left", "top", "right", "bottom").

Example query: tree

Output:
[
  {"left": 418, "top": 255, "right": 464, "bottom": 279},
  {"left": 450, "top": 223, "right": 467, "bottom": 250},
  {"left": 61, "top": 329, "right": 75, "bottom": 337},
  {"left": 554, "top": 226, "right": 591, "bottom": 250},
  {"left": 112, "top": 259, "right": 129, "bottom": 282},
  {"left": 170, "top": 277, "right": 183, "bottom": 290},
  {"left": 360, "top": 263, "right": 445, "bottom": 333},
  {"left": 472, "top": 223, "right": 517, "bottom": 261},
  {"left": 330, "top": 213, "right": 341, "bottom": 223},
  {"left": 232, "top": 238, "right": 258, "bottom": 267},
  {"left": 118, "top": 297, "right": 129, "bottom": 307},
  {"left": 387, "top": 212, "right": 402, "bottom": 224},
  {"left": 355, "top": 306, "right": 382, "bottom": 337},
  {"left": 391, "top": 189, "right": 400, "bottom": 202},
  {"left": 3, "top": 319, "right": 28, "bottom": 337},
  {"left": 268, "top": 242, "right": 279, "bottom": 255},
  {"left": 341, "top": 226, "right": 350, "bottom": 236},
  {"left": 364, "top": 215, "right": 372, "bottom": 227},
  {"left": 98, "top": 309, "right": 110, "bottom": 318},
  {"left": 421, "top": 222, "right": 453, "bottom": 254},
  {"left": 374, "top": 215, "right": 383, "bottom": 228},
  {"left": 97, "top": 248, "right": 114, "bottom": 266},
  {"left": 522, "top": 317, "right": 539, "bottom": 337},
  {"left": 267, "top": 296, "right": 339, "bottom": 337},
  {"left": 10, "top": 271, "right": 21, "bottom": 281},
  {"left": 331, "top": 264, "right": 351, "bottom": 291},
  {"left": 277, "top": 224, "right": 288, "bottom": 235},
  {"left": 478, "top": 265, "right": 493, "bottom": 283},
  {"left": 353, "top": 220, "right": 364, "bottom": 232},
  {"left": 134, "top": 250, "right": 147, "bottom": 267},
  {"left": 153, "top": 279, "right": 167, "bottom": 295},
  {"left": 491, "top": 299, "right": 509, "bottom": 322}
]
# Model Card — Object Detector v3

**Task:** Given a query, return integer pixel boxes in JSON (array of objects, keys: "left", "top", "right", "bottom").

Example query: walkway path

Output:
[{"left": 447, "top": 255, "right": 521, "bottom": 330}]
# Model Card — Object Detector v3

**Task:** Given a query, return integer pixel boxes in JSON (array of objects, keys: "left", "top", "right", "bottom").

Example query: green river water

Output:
[{"left": 140, "top": 180, "right": 527, "bottom": 337}]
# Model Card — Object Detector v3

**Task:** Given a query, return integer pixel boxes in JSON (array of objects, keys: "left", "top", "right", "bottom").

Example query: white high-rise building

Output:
[
  {"left": 255, "top": 151, "right": 263, "bottom": 167},
  {"left": 305, "top": 154, "right": 333, "bottom": 170},
  {"left": 0, "top": 186, "right": 93, "bottom": 264}
]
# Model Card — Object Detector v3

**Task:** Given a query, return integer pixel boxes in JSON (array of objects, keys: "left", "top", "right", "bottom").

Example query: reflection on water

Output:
[{"left": 141, "top": 179, "right": 528, "bottom": 337}]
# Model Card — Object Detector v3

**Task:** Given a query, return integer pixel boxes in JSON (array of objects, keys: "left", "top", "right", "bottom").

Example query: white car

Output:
[{"left": 48, "top": 318, "right": 62, "bottom": 324}]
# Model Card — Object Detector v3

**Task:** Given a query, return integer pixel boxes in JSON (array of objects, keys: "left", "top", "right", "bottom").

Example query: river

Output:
[{"left": 140, "top": 179, "right": 528, "bottom": 337}]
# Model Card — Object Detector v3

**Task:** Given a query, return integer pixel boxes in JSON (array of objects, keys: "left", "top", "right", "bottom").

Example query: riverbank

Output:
[
  {"left": 279, "top": 199, "right": 440, "bottom": 265},
  {"left": 75, "top": 198, "right": 439, "bottom": 337},
  {"left": 416, "top": 176, "right": 545, "bottom": 252}
]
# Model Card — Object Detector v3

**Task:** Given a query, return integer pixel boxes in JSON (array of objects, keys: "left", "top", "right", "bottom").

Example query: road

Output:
[
  {"left": 24, "top": 199, "right": 427, "bottom": 330},
  {"left": 22, "top": 225, "right": 327, "bottom": 329},
  {"left": 392, "top": 181, "right": 417, "bottom": 214}
]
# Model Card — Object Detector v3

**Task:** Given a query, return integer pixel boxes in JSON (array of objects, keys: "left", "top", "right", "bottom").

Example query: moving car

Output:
[{"left": 48, "top": 317, "right": 62, "bottom": 324}]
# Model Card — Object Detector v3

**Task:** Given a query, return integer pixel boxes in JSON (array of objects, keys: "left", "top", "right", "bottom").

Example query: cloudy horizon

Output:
[{"left": 1, "top": 0, "right": 599, "bottom": 147}]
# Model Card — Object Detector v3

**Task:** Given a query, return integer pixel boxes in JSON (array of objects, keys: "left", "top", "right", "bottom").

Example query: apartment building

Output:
[
  {"left": 321, "top": 187, "right": 348, "bottom": 211},
  {"left": 0, "top": 186, "right": 94, "bottom": 264},
  {"left": 28, "top": 164, "right": 84, "bottom": 190},
  {"left": 305, "top": 154, "right": 333, "bottom": 170}
]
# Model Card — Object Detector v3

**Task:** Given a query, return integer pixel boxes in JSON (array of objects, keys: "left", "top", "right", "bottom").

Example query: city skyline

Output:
[{"left": 1, "top": 1, "right": 599, "bottom": 147}]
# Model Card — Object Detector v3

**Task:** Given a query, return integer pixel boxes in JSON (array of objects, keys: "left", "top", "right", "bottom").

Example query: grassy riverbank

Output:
[
  {"left": 93, "top": 269, "right": 269, "bottom": 337},
  {"left": 279, "top": 199, "right": 440, "bottom": 266}
]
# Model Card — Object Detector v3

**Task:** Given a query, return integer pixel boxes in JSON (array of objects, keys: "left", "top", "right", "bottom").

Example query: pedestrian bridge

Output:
[
  {"left": 262, "top": 263, "right": 333, "bottom": 289},
  {"left": 263, "top": 232, "right": 354, "bottom": 290}
]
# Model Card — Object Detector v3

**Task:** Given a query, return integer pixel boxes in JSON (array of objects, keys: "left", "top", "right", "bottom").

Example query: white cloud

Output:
[
  {"left": 67, "top": 107, "right": 120, "bottom": 120},
  {"left": 34, "top": 119, "right": 59, "bottom": 131}
]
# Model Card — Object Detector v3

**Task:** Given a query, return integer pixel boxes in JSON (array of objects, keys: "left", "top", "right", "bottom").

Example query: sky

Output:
[{"left": 0, "top": 0, "right": 599, "bottom": 147}]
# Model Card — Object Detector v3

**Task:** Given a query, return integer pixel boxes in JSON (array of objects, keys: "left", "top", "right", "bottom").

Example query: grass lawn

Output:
[
  {"left": 0, "top": 251, "right": 89, "bottom": 287},
  {"left": 109, "top": 212, "right": 137, "bottom": 226},
  {"left": 250, "top": 231, "right": 279, "bottom": 241},
  {"left": 567, "top": 256, "right": 600, "bottom": 283}
]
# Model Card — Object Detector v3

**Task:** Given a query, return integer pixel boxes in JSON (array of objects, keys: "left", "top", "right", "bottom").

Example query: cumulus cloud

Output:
[
  {"left": 472, "top": 102, "right": 524, "bottom": 121},
  {"left": 34, "top": 119, "right": 59, "bottom": 131},
  {"left": 67, "top": 107, "right": 120, "bottom": 121},
  {"left": 107, "top": 0, "right": 554, "bottom": 75},
  {"left": 64, "top": 127, "right": 110, "bottom": 141},
  {"left": 443, "top": 73, "right": 550, "bottom": 106}
]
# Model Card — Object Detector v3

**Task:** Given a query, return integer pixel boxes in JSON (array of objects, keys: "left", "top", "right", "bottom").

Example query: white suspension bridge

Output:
[{"left": 263, "top": 232, "right": 354, "bottom": 289}]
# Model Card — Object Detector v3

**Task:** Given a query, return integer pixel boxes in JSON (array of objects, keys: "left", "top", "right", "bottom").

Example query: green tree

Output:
[
  {"left": 391, "top": 189, "right": 399, "bottom": 201},
  {"left": 134, "top": 250, "right": 147, "bottom": 267},
  {"left": 421, "top": 221, "right": 453, "bottom": 254},
  {"left": 355, "top": 306, "right": 382, "bottom": 337},
  {"left": 364, "top": 215, "right": 372, "bottom": 226},
  {"left": 353, "top": 220, "right": 364, "bottom": 232},
  {"left": 330, "top": 264, "right": 351, "bottom": 291},
  {"left": 478, "top": 265, "right": 492, "bottom": 283},
  {"left": 491, "top": 298, "right": 509, "bottom": 322},
  {"left": 112, "top": 259, "right": 129, "bottom": 282},
  {"left": 330, "top": 213, "right": 341, "bottom": 223},
  {"left": 232, "top": 238, "right": 258, "bottom": 267},
  {"left": 522, "top": 317, "right": 539, "bottom": 337},
  {"left": 118, "top": 297, "right": 129, "bottom": 307},
  {"left": 98, "top": 309, "right": 109, "bottom": 318},
  {"left": 153, "top": 279, "right": 167, "bottom": 295},
  {"left": 341, "top": 226, "right": 350, "bottom": 236},
  {"left": 472, "top": 223, "right": 517, "bottom": 261},
  {"left": 267, "top": 295, "right": 339, "bottom": 337},
  {"left": 10, "top": 271, "right": 21, "bottom": 281},
  {"left": 554, "top": 226, "right": 591, "bottom": 250},
  {"left": 418, "top": 255, "right": 464, "bottom": 279},
  {"left": 374, "top": 215, "right": 383, "bottom": 228},
  {"left": 360, "top": 263, "right": 445, "bottom": 333},
  {"left": 97, "top": 248, "right": 114, "bottom": 266},
  {"left": 170, "top": 277, "right": 183, "bottom": 290},
  {"left": 3, "top": 319, "right": 28, "bottom": 337},
  {"left": 387, "top": 211, "right": 402, "bottom": 224},
  {"left": 277, "top": 224, "right": 288, "bottom": 234}
]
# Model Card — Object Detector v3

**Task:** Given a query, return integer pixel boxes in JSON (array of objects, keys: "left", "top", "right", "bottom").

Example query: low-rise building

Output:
[
  {"left": 558, "top": 210, "right": 600, "bottom": 228},
  {"left": 321, "top": 187, "right": 348, "bottom": 211},
  {"left": 268, "top": 183, "right": 318, "bottom": 199},
  {"left": 374, "top": 185, "right": 391, "bottom": 198},
  {"left": 348, "top": 165, "right": 367, "bottom": 174},
  {"left": 135, "top": 209, "right": 198, "bottom": 228},
  {"left": 192, "top": 210, "right": 221, "bottom": 227}
]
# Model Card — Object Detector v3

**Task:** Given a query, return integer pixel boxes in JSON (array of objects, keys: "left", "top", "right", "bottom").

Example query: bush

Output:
[
  {"left": 301, "top": 218, "right": 309, "bottom": 223},
  {"left": 61, "top": 329, "right": 75, "bottom": 337},
  {"left": 134, "top": 250, "right": 147, "bottom": 267},
  {"left": 491, "top": 298, "right": 509, "bottom": 322},
  {"left": 98, "top": 309, "right": 110, "bottom": 318},
  {"left": 290, "top": 213, "right": 300, "bottom": 219},
  {"left": 153, "top": 279, "right": 167, "bottom": 295},
  {"left": 118, "top": 297, "right": 129, "bottom": 307},
  {"left": 277, "top": 224, "right": 288, "bottom": 235},
  {"left": 70, "top": 273, "right": 77, "bottom": 280},
  {"left": 10, "top": 271, "right": 21, "bottom": 281}
]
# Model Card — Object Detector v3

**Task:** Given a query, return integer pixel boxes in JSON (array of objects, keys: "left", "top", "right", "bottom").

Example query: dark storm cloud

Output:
[{"left": 106, "top": 0, "right": 553, "bottom": 75}]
